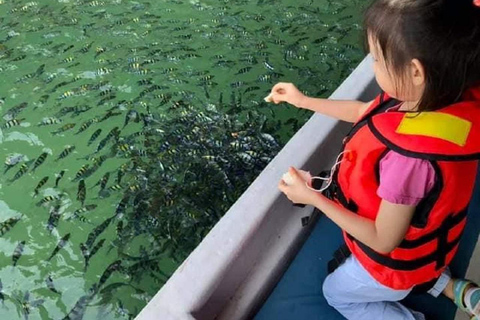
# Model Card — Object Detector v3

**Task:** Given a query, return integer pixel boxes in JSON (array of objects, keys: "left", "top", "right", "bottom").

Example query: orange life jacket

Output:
[{"left": 332, "top": 88, "right": 480, "bottom": 290}]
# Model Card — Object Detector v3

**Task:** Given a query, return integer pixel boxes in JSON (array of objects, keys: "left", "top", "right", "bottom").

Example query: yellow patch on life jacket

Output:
[{"left": 396, "top": 112, "right": 472, "bottom": 146}]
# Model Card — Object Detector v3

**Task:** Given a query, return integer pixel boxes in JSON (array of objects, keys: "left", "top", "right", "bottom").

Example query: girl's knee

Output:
[{"left": 322, "top": 274, "right": 337, "bottom": 306}]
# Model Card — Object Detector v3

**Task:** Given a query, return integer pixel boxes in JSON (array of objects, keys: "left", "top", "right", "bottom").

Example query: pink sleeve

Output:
[{"left": 376, "top": 151, "right": 436, "bottom": 206}]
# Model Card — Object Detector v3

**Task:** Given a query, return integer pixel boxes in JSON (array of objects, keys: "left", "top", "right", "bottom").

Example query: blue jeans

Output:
[{"left": 322, "top": 256, "right": 451, "bottom": 320}]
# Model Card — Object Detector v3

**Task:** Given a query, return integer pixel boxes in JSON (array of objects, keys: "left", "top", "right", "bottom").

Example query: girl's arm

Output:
[
  {"left": 279, "top": 168, "right": 415, "bottom": 254},
  {"left": 310, "top": 195, "right": 415, "bottom": 254},
  {"left": 269, "top": 82, "right": 373, "bottom": 123},
  {"left": 297, "top": 97, "right": 373, "bottom": 123}
]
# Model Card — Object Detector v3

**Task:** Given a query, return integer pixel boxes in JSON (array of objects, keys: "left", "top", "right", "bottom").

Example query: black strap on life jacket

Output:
[
  {"left": 327, "top": 244, "right": 440, "bottom": 294},
  {"left": 346, "top": 207, "right": 467, "bottom": 272},
  {"left": 326, "top": 93, "right": 399, "bottom": 212},
  {"left": 327, "top": 244, "right": 351, "bottom": 274}
]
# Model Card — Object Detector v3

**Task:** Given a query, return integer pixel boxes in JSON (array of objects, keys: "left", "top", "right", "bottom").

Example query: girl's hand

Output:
[
  {"left": 269, "top": 83, "right": 307, "bottom": 108},
  {"left": 278, "top": 167, "right": 318, "bottom": 206}
]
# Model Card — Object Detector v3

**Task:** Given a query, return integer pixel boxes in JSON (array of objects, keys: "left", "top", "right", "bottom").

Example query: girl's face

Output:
[{"left": 368, "top": 35, "right": 425, "bottom": 105}]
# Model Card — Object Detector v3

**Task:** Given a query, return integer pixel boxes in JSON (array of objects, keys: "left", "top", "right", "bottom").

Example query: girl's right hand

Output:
[{"left": 269, "top": 82, "right": 307, "bottom": 108}]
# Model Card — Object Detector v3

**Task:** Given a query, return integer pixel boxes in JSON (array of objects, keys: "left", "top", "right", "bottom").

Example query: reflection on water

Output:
[{"left": 0, "top": 0, "right": 365, "bottom": 318}]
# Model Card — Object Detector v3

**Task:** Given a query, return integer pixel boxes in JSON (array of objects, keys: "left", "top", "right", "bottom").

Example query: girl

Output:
[{"left": 269, "top": 0, "right": 480, "bottom": 319}]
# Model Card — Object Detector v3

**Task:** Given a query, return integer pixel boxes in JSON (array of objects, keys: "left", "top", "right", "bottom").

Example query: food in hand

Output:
[
  {"left": 264, "top": 93, "right": 274, "bottom": 103},
  {"left": 282, "top": 172, "right": 294, "bottom": 185}
]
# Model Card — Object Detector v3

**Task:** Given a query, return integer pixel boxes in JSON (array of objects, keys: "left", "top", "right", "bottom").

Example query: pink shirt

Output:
[
  {"left": 375, "top": 104, "right": 436, "bottom": 206},
  {"left": 377, "top": 151, "right": 436, "bottom": 206}
]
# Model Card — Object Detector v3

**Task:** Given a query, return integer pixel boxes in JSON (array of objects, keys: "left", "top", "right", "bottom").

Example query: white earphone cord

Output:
[{"left": 306, "top": 150, "right": 350, "bottom": 193}]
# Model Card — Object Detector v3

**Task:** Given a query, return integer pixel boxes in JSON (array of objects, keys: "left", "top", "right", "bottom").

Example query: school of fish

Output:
[{"left": 0, "top": 0, "right": 365, "bottom": 319}]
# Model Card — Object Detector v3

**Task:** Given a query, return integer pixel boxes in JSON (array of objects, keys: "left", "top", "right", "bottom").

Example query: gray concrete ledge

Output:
[{"left": 134, "top": 55, "right": 380, "bottom": 320}]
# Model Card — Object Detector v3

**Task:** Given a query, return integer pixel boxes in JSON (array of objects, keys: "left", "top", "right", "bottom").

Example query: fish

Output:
[
  {"left": 116, "top": 221, "right": 123, "bottom": 236},
  {"left": 15, "top": 291, "right": 44, "bottom": 320},
  {"left": 0, "top": 279, "right": 4, "bottom": 304},
  {"left": 84, "top": 239, "right": 105, "bottom": 271},
  {"left": 4, "top": 154, "right": 25, "bottom": 173},
  {"left": 62, "top": 286, "right": 96, "bottom": 320},
  {"left": 49, "top": 81, "right": 70, "bottom": 94},
  {"left": 12, "top": 240, "right": 25, "bottom": 266},
  {"left": 98, "top": 111, "right": 121, "bottom": 123},
  {"left": 85, "top": 216, "right": 113, "bottom": 248},
  {"left": 61, "top": 56, "right": 74, "bottom": 63},
  {"left": 98, "top": 260, "right": 122, "bottom": 289},
  {"left": 87, "top": 129, "right": 102, "bottom": 146},
  {"left": 46, "top": 204, "right": 61, "bottom": 233},
  {"left": 36, "top": 195, "right": 62, "bottom": 207},
  {"left": 0, "top": 216, "right": 21, "bottom": 237},
  {"left": 33, "top": 176, "right": 49, "bottom": 196},
  {"left": 55, "top": 170, "right": 65, "bottom": 187},
  {"left": 116, "top": 299, "right": 131, "bottom": 318},
  {"left": 3, "top": 102, "right": 27, "bottom": 120},
  {"left": 92, "top": 172, "right": 110, "bottom": 191},
  {"left": 46, "top": 275, "right": 60, "bottom": 294},
  {"left": 38, "top": 117, "right": 62, "bottom": 126},
  {"left": 115, "top": 195, "right": 129, "bottom": 218},
  {"left": 62, "top": 45, "right": 74, "bottom": 53},
  {"left": 39, "top": 94, "right": 49, "bottom": 104},
  {"left": 77, "top": 180, "right": 86, "bottom": 205},
  {"left": 31, "top": 152, "right": 48, "bottom": 172},
  {"left": 78, "top": 41, "right": 94, "bottom": 53},
  {"left": 47, "top": 233, "right": 71, "bottom": 261},
  {"left": 244, "top": 86, "right": 260, "bottom": 93},
  {"left": 75, "top": 118, "right": 97, "bottom": 134},
  {"left": 72, "top": 105, "right": 92, "bottom": 117},
  {"left": 56, "top": 145, "right": 75, "bottom": 161},
  {"left": 74, "top": 164, "right": 90, "bottom": 181},
  {"left": 51, "top": 123, "right": 75, "bottom": 135},
  {"left": 35, "top": 64, "right": 45, "bottom": 77},
  {"left": 236, "top": 67, "right": 252, "bottom": 74},
  {"left": 10, "top": 163, "right": 30, "bottom": 183},
  {"left": 99, "top": 282, "right": 130, "bottom": 296},
  {"left": 1, "top": 118, "right": 24, "bottom": 129},
  {"left": 72, "top": 204, "right": 97, "bottom": 218},
  {"left": 95, "top": 137, "right": 110, "bottom": 153},
  {"left": 79, "top": 243, "right": 89, "bottom": 269},
  {"left": 264, "top": 59, "right": 275, "bottom": 71},
  {"left": 108, "top": 184, "right": 122, "bottom": 192},
  {"left": 123, "top": 110, "right": 139, "bottom": 128},
  {"left": 16, "top": 71, "right": 37, "bottom": 83}
]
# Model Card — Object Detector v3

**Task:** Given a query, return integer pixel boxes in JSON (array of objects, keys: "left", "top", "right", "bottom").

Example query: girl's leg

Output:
[
  {"left": 322, "top": 256, "right": 425, "bottom": 320},
  {"left": 429, "top": 269, "right": 480, "bottom": 319},
  {"left": 440, "top": 277, "right": 480, "bottom": 319}
]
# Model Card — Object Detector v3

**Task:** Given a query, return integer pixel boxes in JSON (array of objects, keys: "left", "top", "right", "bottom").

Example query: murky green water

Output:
[{"left": 0, "top": 0, "right": 366, "bottom": 319}]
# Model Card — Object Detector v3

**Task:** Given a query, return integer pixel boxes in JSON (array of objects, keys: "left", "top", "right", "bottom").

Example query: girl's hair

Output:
[{"left": 364, "top": 0, "right": 480, "bottom": 111}]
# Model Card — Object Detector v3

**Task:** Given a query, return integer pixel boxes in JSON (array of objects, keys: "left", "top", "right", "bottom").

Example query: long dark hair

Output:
[{"left": 364, "top": 0, "right": 480, "bottom": 111}]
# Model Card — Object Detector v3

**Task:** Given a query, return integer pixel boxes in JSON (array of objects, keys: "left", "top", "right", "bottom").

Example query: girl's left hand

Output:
[{"left": 278, "top": 167, "right": 318, "bottom": 206}]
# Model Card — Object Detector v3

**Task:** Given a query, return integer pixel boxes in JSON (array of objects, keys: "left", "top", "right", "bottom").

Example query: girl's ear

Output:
[{"left": 411, "top": 58, "right": 426, "bottom": 87}]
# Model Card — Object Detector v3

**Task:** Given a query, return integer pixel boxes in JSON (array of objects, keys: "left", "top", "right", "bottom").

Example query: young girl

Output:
[{"left": 269, "top": 0, "right": 480, "bottom": 319}]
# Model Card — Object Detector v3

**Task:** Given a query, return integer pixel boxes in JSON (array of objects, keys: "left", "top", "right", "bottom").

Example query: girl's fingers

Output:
[
  {"left": 271, "top": 82, "right": 287, "bottom": 92},
  {"left": 272, "top": 83, "right": 289, "bottom": 94}
]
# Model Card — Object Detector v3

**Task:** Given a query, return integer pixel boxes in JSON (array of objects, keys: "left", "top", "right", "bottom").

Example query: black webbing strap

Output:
[
  {"left": 398, "top": 208, "right": 467, "bottom": 249},
  {"left": 327, "top": 244, "right": 352, "bottom": 274},
  {"left": 347, "top": 208, "right": 467, "bottom": 271},
  {"left": 327, "top": 243, "right": 442, "bottom": 293}
]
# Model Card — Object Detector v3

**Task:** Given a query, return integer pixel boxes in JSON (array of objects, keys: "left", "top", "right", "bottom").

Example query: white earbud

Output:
[{"left": 282, "top": 172, "right": 295, "bottom": 185}]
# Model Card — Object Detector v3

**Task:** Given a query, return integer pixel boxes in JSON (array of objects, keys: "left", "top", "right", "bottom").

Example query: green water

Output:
[{"left": 0, "top": 0, "right": 366, "bottom": 319}]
